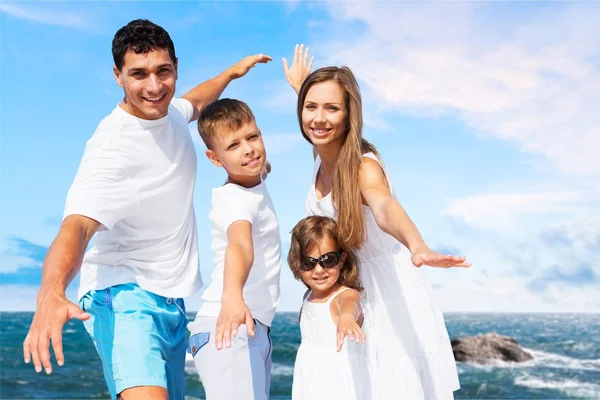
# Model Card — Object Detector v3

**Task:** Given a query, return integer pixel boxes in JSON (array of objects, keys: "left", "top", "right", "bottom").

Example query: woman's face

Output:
[{"left": 301, "top": 80, "right": 348, "bottom": 147}]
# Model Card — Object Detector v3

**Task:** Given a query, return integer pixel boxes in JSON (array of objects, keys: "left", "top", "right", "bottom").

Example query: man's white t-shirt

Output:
[
  {"left": 64, "top": 98, "right": 203, "bottom": 300},
  {"left": 193, "top": 181, "right": 282, "bottom": 327}
]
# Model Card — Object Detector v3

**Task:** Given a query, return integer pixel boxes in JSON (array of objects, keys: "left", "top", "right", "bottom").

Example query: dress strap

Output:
[
  {"left": 325, "top": 286, "right": 352, "bottom": 306},
  {"left": 312, "top": 154, "right": 322, "bottom": 186}
]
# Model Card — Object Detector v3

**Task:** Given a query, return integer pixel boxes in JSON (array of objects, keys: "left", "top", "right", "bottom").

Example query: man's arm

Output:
[
  {"left": 214, "top": 220, "right": 255, "bottom": 350},
  {"left": 182, "top": 54, "right": 272, "bottom": 121},
  {"left": 23, "top": 214, "right": 100, "bottom": 374}
]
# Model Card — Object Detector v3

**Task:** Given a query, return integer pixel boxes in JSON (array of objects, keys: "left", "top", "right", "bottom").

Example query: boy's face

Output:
[
  {"left": 206, "top": 121, "right": 267, "bottom": 186},
  {"left": 113, "top": 48, "right": 177, "bottom": 120}
]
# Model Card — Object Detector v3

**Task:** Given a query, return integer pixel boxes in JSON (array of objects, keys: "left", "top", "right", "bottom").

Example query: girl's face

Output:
[
  {"left": 301, "top": 81, "right": 348, "bottom": 147},
  {"left": 300, "top": 235, "right": 347, "bottom": 295}
]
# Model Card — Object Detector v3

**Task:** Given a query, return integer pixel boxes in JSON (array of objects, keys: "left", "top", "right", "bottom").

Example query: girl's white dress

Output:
[
  {"left": 292, "top": 287, "right": 371, "bottom": 400},
  {"left": 305, "top": 153, "right": 460, "bottom": 400}
]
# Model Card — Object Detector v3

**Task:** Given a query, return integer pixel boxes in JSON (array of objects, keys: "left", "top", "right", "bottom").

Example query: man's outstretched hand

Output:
[{"left": 23, "top": 290, "right": 90, "bottom": 375}]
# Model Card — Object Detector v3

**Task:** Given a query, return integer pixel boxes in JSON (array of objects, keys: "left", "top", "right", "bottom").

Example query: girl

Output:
[
  {"left": 288, "top": 216, "right": 371, "bottom": 400},
  {"left": 283, "top": 45, "right": 470, "bottom": 399}
]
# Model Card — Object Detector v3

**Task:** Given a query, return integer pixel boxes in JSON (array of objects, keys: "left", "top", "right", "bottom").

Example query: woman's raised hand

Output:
[{"left": 282, "top": 44, "right": 314, "bottom": 94}]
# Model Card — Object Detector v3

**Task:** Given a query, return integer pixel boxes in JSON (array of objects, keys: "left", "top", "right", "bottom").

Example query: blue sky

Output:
[{"left": 1, "top": 1, "right": 599, "bottom": 313}]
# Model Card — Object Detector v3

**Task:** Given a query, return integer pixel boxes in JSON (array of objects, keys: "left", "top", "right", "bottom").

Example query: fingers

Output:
[
  {"left": 67, "top": 303, "right": 90, "bottom": 321},
  {"left": 215, "top": 319, "right": 225, "bottom": 350},
  {"left": 303, "top": 45, "right": 309, "bottom": 66},
  {"left": 23, "top": 334, "right": 31, "bottom": 364},
  {"left": 38, "top": 332, "right": 52, "bottom": 374},
  {"left": 282, "top": 57, "right": 289, "bottom": 73},
  {"left": 29, "top": 335, "right": 42, "bottom": 373},
  {"left": 246, "top": 314, "right": 255, "bottom": 337},
  {"left": 336, "top": 329, "right": 345, "bottom": 352},
  {"left": 51, "top": 328, "right": 64, "bottom": 367},
  {"left": 308, "top": 56, "right": 314, "bottom": 72},
  {"left": 292, "top": 43, "right": 299, "bottom": 66}
]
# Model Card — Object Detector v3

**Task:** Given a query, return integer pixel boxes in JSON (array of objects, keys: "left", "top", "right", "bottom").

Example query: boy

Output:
[{"left": 188, "top": 99, "right": 282, "bottom": 400}]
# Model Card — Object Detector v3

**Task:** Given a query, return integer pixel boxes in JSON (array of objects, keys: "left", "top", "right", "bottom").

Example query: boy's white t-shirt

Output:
[
  {"left": 193, "top": 181, "right": 282, "bottom": 327},
  {"left": 64, "top": 98, "right": 203, "bottom": 300}
]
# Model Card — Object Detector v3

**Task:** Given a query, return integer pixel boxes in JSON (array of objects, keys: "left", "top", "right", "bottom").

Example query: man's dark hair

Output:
[{"left": 112, "top": 19, "right": 176, "bottom": 71}]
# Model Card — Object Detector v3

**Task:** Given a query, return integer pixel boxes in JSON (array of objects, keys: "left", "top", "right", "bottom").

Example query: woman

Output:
[{"left": 283, "top": 45, "right": 469, "bottom": 399}]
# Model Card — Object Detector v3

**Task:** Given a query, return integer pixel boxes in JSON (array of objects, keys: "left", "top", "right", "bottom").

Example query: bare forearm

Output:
[
  {"left": 182, "top": 70, "right": 233, "bottom": 121},
  {"left": 37, "top": 223, "right": 92, "bottom": 304},
  {"left": 339, "top": 299, "right": 361, "bottom": 321},
  {"left": 222, "top": 245, "right": 253, "bottom": 301},
  {"left": 377, "top": 199, "right": 429, "bottom": 253}
]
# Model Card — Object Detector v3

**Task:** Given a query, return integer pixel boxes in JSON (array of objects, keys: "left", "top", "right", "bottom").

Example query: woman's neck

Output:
[{"left": 316, "top": 142, "right": 342, "bottom": 177}]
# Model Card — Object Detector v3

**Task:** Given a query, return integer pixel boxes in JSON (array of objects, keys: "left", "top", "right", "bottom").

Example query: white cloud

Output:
[
  {"left": 314, "top": 2, "right": 600, "bottom": 175},
  {"left": 0, "top": 3, "right": 89, "bottom": 30},
  {"left": 441, "top": 190, "right": 587, "bottom": 231}
]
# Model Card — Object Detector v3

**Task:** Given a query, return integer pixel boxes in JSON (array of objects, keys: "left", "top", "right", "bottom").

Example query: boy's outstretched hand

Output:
[
  {"left": 228, "top": 54, "right": 272, "bottom": 80},
  {"left": 283, "top": 44, "right": 313, "bottom": 94},
  {"left": 411, "top": 248, "right": 471, "bottom": 268},
  {"left": 215, "top": 296, "right": 255, "bottom": 350}
]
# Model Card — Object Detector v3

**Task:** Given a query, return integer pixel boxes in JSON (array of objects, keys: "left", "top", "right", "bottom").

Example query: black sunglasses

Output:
[{"left": 301, "top": 251, "right": 343, "bottom": 271}]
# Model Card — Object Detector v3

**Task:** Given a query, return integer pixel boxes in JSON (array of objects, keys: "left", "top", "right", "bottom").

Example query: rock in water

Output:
[{"left": 451, "top": 332, "right": 533, "bottom": 364}]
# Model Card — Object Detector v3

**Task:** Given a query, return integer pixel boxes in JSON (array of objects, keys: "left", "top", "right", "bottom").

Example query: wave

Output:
[
  {"left": 515, "top": 372, "right": 600, "bottom": 399},
  {"left": 459, "top": 348, "right": 600, "bottom": 372}
]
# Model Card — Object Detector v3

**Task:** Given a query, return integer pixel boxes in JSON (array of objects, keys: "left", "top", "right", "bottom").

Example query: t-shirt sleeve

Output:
[
  {"left": 63, "top": 137, "right": 138, "bottom": 230},
  {"left": 212, "top": 191, "right": 258, "bottom": 232},
  {"left": 170, "top": 97, "right": 194, "bottom": 123}
]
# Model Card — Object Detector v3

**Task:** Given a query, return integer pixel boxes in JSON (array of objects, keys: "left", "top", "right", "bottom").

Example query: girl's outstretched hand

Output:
[
  {"left": 336, "top": 313, "right": 366, "bottom": 352},
  {"left": 411, "top": 248, "right": 471, "bottom": 268},
  {"left": 283, "top": 44, "right": 314, "bottom": 94}
]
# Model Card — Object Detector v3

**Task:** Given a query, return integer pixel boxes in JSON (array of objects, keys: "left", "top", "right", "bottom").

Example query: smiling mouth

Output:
[
  {"left": 311, "top": 128, "right": 332, "bottom": 137},
  {"left": 312, "top": 276, "right": 329, "bottom": 283},
  {"left": 142, "top": 93, "right": 167, "bottom": 103},
  {"left": 243, "top": 155, "right": 261, "bottom": 166}
]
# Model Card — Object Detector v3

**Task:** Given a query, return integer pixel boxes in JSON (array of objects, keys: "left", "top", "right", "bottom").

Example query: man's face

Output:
[{"left": 114, "top": 48, "right": 177, "bottom": 120}]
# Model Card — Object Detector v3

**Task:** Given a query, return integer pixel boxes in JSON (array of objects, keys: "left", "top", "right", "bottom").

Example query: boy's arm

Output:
[
  {"left": 182, "top": 54, "right": 272, "bottom": 122},
  {"left": 23, "top": 215, "right": 99, "bottom": 374},
  {"left": 335, "top": 289, "right": 365, "bottom": 352},
  {"left": 359, "top": 158, "right": 471, "bottom": 269},
  {"left": 215, "top": 220, "right": 255, "bottom": 350}
]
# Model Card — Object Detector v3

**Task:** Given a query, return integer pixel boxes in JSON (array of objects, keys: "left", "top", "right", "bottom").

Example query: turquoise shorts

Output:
[{"left": 79, "top": 283, "right": 187, "bottom": 400}]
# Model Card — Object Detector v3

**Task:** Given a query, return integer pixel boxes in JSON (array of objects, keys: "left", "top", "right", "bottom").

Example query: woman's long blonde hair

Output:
[{"left": 297, "top": 66, "right": 378, "bottom": 251}]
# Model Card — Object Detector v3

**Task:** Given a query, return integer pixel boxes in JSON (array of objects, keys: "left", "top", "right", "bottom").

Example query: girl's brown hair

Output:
[
  {"left": 297, "top": 66, "right": 378, "bottom": 251},
  {"left": 288, "top": 216, "right": 362, "bottom": 292}
]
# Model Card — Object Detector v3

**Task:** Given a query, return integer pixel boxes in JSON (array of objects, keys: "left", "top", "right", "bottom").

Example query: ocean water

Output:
[{"left": 1, "top": 312, "right": 599, "bottom": 399}]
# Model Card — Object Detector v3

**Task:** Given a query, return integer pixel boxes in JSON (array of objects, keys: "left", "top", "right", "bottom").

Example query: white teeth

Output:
[{"left": 144, "top": 94, "right": 164, "bottom": 102}]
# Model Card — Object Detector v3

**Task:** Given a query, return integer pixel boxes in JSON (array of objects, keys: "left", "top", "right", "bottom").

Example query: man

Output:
[{"left": 22, "top": 19, "right": 271, "bottom": 400}]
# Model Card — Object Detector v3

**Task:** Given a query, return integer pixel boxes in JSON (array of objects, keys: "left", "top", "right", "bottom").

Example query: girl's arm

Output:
[
  {"left": 334, "top": 289, "right": 365, "bottom": 352},
  {"left": 360, "top": 157, "right": 470, "bottom": 268}
]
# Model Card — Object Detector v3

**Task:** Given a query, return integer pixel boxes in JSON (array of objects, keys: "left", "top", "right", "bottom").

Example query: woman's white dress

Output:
[
  {"left": 292, "top": 287, "right": 371, "bottom": 400},
  {"left": 304, "top": 153, "right": 460, "bottom": 399}
]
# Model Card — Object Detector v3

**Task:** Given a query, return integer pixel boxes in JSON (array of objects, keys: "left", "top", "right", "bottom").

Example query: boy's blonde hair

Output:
[
  {"left": 288, "top": 216, "right": 363, "bottom": 292},
  {"left": 197, "top": 98, "right": 255, "bottom": 149}
]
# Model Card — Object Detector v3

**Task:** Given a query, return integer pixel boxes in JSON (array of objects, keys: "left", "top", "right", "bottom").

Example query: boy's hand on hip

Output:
[
  {"left": 215, "top": 297, "right": 255, "bottom": 350},
  {"left": 23, "top": 289, "right": 90, "bottom": 374}
]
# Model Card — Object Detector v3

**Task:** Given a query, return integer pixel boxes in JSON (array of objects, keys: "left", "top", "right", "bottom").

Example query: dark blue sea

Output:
[{"left": 1, "top": 313, "right": 599, "bottom": 399}]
